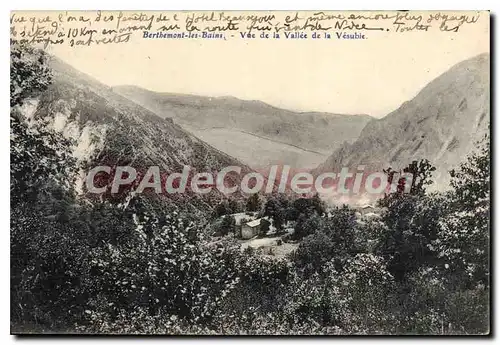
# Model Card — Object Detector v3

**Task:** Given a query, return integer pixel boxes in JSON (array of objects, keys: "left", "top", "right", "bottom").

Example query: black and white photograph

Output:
[{"left": 9, "top": 9, "right": 491, "bottom": 335}]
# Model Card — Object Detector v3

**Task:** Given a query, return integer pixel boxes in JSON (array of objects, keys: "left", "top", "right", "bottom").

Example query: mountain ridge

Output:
[
  {"left": 113, "top": 85, "right": 373, "bottom": 169},
  {"left": 21, "top": 55, "right": 253, "bottom": 213},
  {"left": 113, "top": 86, "right": 371, "bottom": 118},
  {"left": 314, "top": 53, "right": 490, "bottom": 190}
]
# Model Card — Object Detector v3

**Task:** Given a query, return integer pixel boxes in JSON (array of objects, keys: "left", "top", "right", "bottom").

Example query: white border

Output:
[{"left": 2, "top": 0, "right": 497, "bottom": 343}]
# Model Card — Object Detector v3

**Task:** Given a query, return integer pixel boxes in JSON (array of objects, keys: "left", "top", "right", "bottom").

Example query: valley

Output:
[{"left": 113, "top": 85, "right": 372, "bottom": 170}]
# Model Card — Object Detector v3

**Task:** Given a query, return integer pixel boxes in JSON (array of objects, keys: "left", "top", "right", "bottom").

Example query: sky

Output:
[{"left": 39, "top": 10, "right": 490, "bottom": 118}]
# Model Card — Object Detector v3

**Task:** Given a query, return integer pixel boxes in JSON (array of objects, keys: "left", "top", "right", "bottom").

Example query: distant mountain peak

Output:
[
  {"left": 314, "top": 53, "right": 490, "bottom": 191},
  {"left": 112, "top": 85, "right": 373, "bottom": 169}
]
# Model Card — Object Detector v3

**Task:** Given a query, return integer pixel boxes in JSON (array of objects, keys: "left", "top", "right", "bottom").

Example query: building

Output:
[
  {"left": 227, "top": 212, "right": 257, "bottom": 238},
  {"left": 359, "top": 204, "right": 376, "bottom": 215},
  {"left": 241, "top": 218, "right": 261, "bottom": 239}
]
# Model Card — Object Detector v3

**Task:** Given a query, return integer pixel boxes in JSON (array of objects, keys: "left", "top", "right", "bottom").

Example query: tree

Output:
[
  {"left": 310, "top": 193, "right": 326, "bottom": 216},
  {"left": 10, "top": 44, "right": 84, "bottom": 327},
  {"left": 219, "top": 215, "right": 236, "bottom": 236},
  {"left": 381, "top": 159, "right": 436, "bottom": 204},
  {"left": 10, "top": 44, "right": 76, "bottom": 207},
  {"left": 375, "top": 194, "right": 445, "bottom": 281},
  {"left": 262, "top": 197, "right": 285, "bottom": 231},
  {"left": 376, "top": 160, "right": 442, "bottom": 281},
  {"left": 228, "top": 198, "right": 242, "bottom": 214},
  {"left": 259, "top": 218, "right": 271, "bottom": 237},
  {"left": 404, "top": 159, "right": 436, "bottom": 196},
  {"left": 293, "top": 206, "right": 358, "bottom": 275},
  {"left": 213, "top": 201, "right": 230, "bottom": 218},
  {"left": 10, "top": 44, "right": 52, "bottom": 107},
  {"left": 449, "top": 133, "right": 489, "bottom": 215},
  {"left": 291, "top": 195, "right": 325, "bottom": 220},
  {"left": 438, "top": 133, "right": 490, "bottom": 287},
  {"left": 246, "top": 193, "right": 261, "bottom": 212},
  {"left": 293, "top": 213, "right": 320, "bottom": 240}
]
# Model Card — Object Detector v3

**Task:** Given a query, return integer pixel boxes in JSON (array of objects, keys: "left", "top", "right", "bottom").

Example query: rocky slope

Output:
[{"left": 20, "top": 56, "right": 252, "bottom": 213}]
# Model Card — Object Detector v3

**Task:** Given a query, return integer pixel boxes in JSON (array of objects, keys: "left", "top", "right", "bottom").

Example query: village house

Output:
[
  {"left": 241, "top": 218, "right": 261, "bottom": 239},
  {"left": 224, "top": 213, "right": 276, "bottom": 239},
  {"left": 225, "top": 212, "right": 258, "bottom": 238},
  {"left": 358, "top": 204, "right": 376, "bottom": 215}
]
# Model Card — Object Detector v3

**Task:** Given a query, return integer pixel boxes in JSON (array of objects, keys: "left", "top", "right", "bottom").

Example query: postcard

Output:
[{"left": 10, "top": 10, "right": 490, "bottom": 335}]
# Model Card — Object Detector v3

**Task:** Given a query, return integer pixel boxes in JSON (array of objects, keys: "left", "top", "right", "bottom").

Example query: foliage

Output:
[
  {"left": 259, "top": 218, "right": 271, "bottom": 237},
  {"left": 293, "top": 206, "right": 358, "bottom": 275},
  {"left": 262, "top": 197, "right": 285, "bottom": 231},
  {"left": 11, "top": 44, "right": 52, "bottom": 107},
  {"left": 245, "top": 193, "right": 261, "bottom": 212},
  {"left": 437, "top": 133, "right": 490, "bottom": 288},
  {"left": 10, "top": 44, "right": 76, "bottom": 207},
  {"left": 376, "top": 194, "right": 446, "bottom": 281},
  {"left": 218, "top": 215, "right": 236, "bottom": 236}
]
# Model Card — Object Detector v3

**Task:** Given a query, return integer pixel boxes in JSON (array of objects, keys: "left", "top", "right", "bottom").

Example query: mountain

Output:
[
  {"left": 314, "top": 53, "right": 490, "bottom": 191},
  {"left": 18, "top": 56, "right": 252, "bottom": 213},
  {"left": 113, "top": 85, "right": 372, "bottom": 169}
]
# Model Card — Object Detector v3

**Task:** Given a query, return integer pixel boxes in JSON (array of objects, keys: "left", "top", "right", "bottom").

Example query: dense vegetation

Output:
[{"left": 11, "top": 45, "right": 490, "bottom": 334}]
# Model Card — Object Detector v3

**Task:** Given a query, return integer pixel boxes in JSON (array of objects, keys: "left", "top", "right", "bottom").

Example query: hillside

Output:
[
  {"left": 314, "top": 53, "right": 490, "bottom": 191},
  {"left": 113, "top": 85, "right": 372, "bottom": 169},
  {"left": 19, "top": 56, "right": 252, "bottom": 213}
]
